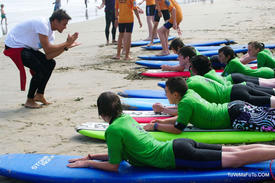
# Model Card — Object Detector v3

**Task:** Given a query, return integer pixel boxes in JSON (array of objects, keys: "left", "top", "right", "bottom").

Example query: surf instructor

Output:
[{"left": 3, "top": 9, "right": 80, "bottom": 108}]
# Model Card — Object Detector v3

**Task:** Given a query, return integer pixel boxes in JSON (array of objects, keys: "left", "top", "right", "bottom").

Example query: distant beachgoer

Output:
[
  {"left": 138, "top": 0, "right": 156, "bottom": 41},
  {"left": 113, "top": 0, "right": 142, "bottom": 60},
  {"left": 3, "top": 9, "right": 80, "bottom": 108},
  {"left": 157, "top": 0, "right": 182, "bottom": 56},
  {"left": 241, "top": 41, "right": 275, "bottom": 69},
  {"left": 97, "top": 0, "right": 117, "bottom": 45},
  {"left": 85, "top": 0, "right": 88, "bottom": 8},
  {"left": 53, "top": 0, "right": 61, "bottom": 12},
  {"left": 67, "top": 91, "right": 275, "bottom": 172},
  {"left": 1, "top": 4, "right": 7, "bottom": 25}
]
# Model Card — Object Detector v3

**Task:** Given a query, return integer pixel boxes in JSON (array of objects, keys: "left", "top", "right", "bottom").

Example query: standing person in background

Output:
[
  {"left": 157, "top": 0, "right": 182, "bottom": 56},
  {"left": 3, "top": 10, "right": 80, "bottom": 108},
  {"left": 97, "top": 0, "right": 117, "bottom": 45},
  {"left": 147, "top": 0, "right": 170, "bottom": 46},
  {"left": 85, "top": 0, "right": 88, "bottom": 8},
  {"left": 53, "top": 0, "right": 61, "bottom": 12},
  {"left": 138, "top": 0, "right": 156, "bottom": 41},
  {"left": 113, "top": 0, "right": 142, "bottom": 60},
  {"left": 1, "top": 4, "right": 7, "bottom": 25}
]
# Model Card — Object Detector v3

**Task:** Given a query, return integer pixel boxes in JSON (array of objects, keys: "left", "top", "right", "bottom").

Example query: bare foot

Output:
[
  {"left": 34, "top": 94, "right": 51, "bottom": 105},
  {"left": 147, "top": 42, "right": 154, "bottom": 47},
  {"left": 124, "top": 55, "right": 133, "bottom": 60},
  {"left": 24, "top": 98, "right": 42, "bottom": 109},
  {"left": 112, "top": 55, "right": 120, "bottom": 60},
  {"left": 156, "top": 51, "right": 170, "bottom": 56}
]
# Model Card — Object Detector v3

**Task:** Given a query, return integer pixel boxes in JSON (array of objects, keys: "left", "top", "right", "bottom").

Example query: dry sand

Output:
[{"left": 0, "top": 0, "right": 275, "bottom": 182}]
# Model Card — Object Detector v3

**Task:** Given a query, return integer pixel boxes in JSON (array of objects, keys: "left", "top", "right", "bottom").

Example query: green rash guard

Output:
[
  {"left": 186, "top": 75, "right": 232, "bottom": 103},
  {"left": 222, "top": 57, "right": 275, "bottom": 78},
  {"left": 257, "top": 49, "right": 275, "bottom": 69},
  {"left": 105, "top": 114, "right": 175, "bottom": 169},
  {"left": 203, "top": 69, "right": 232, "bottom": 86},
  {"left": 177, "top": 89, "right": 231, "bottom": 129}
]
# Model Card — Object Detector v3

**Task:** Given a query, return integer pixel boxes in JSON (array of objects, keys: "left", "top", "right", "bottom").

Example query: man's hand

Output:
[{"left": 66, "top": 32, "right": 79, "bottom": 46}]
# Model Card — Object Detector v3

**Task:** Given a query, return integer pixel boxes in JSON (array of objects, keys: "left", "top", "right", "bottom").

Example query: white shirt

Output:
[{"left": 5, "top": 18, "right": 55, "bottom": 50}]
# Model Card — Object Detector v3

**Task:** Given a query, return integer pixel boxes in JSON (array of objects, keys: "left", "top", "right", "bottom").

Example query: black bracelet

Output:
[
  {"left": 64, "top": 47, "right": 68, "bottom": 51},
  {"left": 153, "top": 123, "right": 158, "bottom": 131}
]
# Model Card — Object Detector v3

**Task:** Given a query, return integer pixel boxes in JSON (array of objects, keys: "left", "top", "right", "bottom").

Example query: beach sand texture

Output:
[{"left": 1, "top": 0, "right": 275, "bottom": 182}]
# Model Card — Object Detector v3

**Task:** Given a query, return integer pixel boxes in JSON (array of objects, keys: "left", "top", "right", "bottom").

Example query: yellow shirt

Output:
[
  {"left": 146, "top": 0, "right": 155, "bottom": 6},
  {"left": 115, "top": 0, "right": 137, "bottom": 23},
  {"left": 166, "top": 0, "right": 182, "bottom": 24}
]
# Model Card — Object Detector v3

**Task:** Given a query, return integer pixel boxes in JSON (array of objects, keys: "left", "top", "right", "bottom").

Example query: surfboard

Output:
[
  {"left": 1, "top": 153, "right": 275, "bottom": 183},
  {"left": 158, "top": 81, "right": 166, "bottom": 88},
  {"left": 131, "top": 36, "right": 176, "bottom": 47},
  {"left": 138, "top": 48, "right": 248, "bottom": 60},
  {"left": 118, "top": 89, "right": 166, "bottom": 99},
  {"left": 136, "top": 60, "right": 258, "bottom": 69},
  {"left": 141, "top": 69, "right": 224, "bottom": 78},
  {"left": 133, "top": 116, "right": 170, "bottom": 123},
  {"left": 121, "top": 98, "right": 173, "bottom": 110},
  {"left": 123, "top": 110, "right": 171, "bottom": 117},
  {"left": 76, "top": 122, "right": 275, "bottom": 144}
]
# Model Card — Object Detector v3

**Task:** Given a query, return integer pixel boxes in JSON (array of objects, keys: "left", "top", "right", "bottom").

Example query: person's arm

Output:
[
  {"left": 161, "top": 64, "right": 185, "bottom": 71},
  {"left": 152, "top": 102, "right": 178, "bottom": 115},
  {"left": 143, "top": 118, "right": 182, "bottom": 134},
  {"left": 240, "top": 53, "right": 257, "bottom": 64},
  {"left": 97, "top": 0, "right": 105, "bottom": 9},
  {"left": 39, "top": 32, "right": 79, "bottom": 60},
  {"left": 138, "top": 0, "right": 146, "bottom": 6},
  {"left": 171, "top": 7, "right": 177, "bottom": 29},
  {"left": 134, "top": 9, "right": 142, "bottom": 28}
]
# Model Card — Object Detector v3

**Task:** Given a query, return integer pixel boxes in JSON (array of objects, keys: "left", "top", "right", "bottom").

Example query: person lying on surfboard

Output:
[
  {"left": 144, "top": 77, "right": 275, "bottom": 134},
  {"left": 240, "top": 41, "right": 275, "bottom": 69},
  {"left": 219, "top": 46, "right": 275, "bottom": 79},
  {"left": 68, "top": 91, "right": 275, "bottom": 172}
]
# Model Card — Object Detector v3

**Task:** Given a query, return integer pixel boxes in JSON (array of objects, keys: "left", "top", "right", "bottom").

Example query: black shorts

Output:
[
  {"left": 118, "top": 23, "right": 134, "bottom": 33},
  {"left": 172, "top": 138, "right": 222, "bottom": 169},
  {"left": 154, "top": 9, "right": 170, "bottom": 22},
  {"left": 146, "top": 5, "right": 156, "bottom": 16},
  {"left": 231, "top": 73, "right": 259, "bottom": 85}
]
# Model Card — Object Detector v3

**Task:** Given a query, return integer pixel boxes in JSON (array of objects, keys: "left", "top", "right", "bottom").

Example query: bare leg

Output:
[
  {"left": 148, "top": 21, "right": 159, "bottom": 46},
  {"left": 123, "top": 32, "right": 132, "bottom": 60},
  {"left": 259, "top": 78, "right": 275, "bottom": 88},
  {"left": 144, "top": 16, "right": 154, "bottom": 41},
  {"left": 157, "top": 26, "right": 170, "bottom": 55},
  {"left": 34, "top": 93, "right": 51, "bottom": 105},
  {"left": 113, "top": 32, "right": 123, "bottom": 59},
  {"left": 222, "top": 145, "right": 275, "bottom": 168},
  {"left": 24, "top": 98, "right": 42, "bottom": 109},
  {"left": 222, "top": 144, "right": 273, "bottom": 152}
]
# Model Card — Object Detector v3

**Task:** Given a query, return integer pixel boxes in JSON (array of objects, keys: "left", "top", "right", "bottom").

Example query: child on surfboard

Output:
[{"left": 68, "top": 91, "right": 275, "bottom": 172}]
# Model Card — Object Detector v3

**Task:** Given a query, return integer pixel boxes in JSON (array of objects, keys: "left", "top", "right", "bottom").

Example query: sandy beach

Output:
[{"left": 0, "top": 0, "right": 275, "bottom": 182}]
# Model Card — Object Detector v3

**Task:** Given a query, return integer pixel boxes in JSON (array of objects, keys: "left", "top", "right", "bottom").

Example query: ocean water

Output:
[{"left": 0, "top": 0, "right": 214, "bottom": 37}]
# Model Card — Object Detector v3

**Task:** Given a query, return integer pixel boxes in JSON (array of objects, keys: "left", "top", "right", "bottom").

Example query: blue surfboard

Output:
[
  {"left": 118, "top": 89, "right": 166, "bottom": 99},
  {"left": 0, "top": 154, "right": 275, "bottom": 183},
  {"left": 121, "top": 98, "right": 172, "bottom": 110},
  {"left": 158, "top": 81, "right": 166, "bottom": 88},
  {"left": 135, "top": 60, "right": 179, "bottom": 68},
  {"left": 138, "top": 48, "right": 248, "bottom": 60},
  {"left": 131, "top": 36, "right": 176, "bottom": 47}
]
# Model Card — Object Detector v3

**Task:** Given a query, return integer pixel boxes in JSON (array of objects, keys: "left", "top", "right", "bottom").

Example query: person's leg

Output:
[
  {"left": 222, "top": 146, "right": 275, "bottom": 168},
  {"left": 223, "top": 144, "right": 275, "bottom": 152},
  {"left": 246, "top": 82, "right": 275, "bottom": 96},
  {"left": 110, "top": 11, "right": 116, "bottom": 43},
  {"left": 124, "top": 32, "right": 132, "bottom": 60},
  {"left": 157, "top": 25, "right": 170, "bottom": 55},
  {"left": 105, "top": 11, "right": 111, "bottom": 45},
  {"left": 259, "top": 78, "right": 275, "bottom": 88}
]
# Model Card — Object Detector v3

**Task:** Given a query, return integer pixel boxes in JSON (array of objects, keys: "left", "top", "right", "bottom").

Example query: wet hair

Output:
[
  {"left": 169, "top": 38, "right": 185, "bottom": 52},
  {"left": 190, "top": 55, "right": 212, "bottom": 76},
  {"left": 248, "top": 41, "right": 265, "bottom": 52},
  {"left": 218, "top": 46, "right": 236, "bottom": 61},
  {"left": 97, "top": 92, "right": 122, "bottom": 122},
  {"left": 178, "top": 46, "right": 197, "bottom": 58},
  {"left": 166, "top": 77, "right": 188, "bottom": 97},
  {"left": 49, "top": 9, "right": 71, "bottom": 22}
]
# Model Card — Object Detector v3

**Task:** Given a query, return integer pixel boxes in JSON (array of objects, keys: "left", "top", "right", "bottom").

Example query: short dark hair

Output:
[
  {"left": 97, "top": 92, "right": 122, "bottom": 121},
  {"left": 178, "top": 46, "right": 197, "bottom": 58},
  {"left": 190, "top": 55, "right": 212, "bottom": 76},
  {"left": 49, "top": 9, "right": 71, "bottom": 22},
  {"left": 218, "top": 46, "right": 236, "bottom": 61},
  {"left": 248, "top": 41, "right": 265, "bottom": 52},
  {"left": 166, "top": 77, "right": 188, "bottom": 97},
  {"left": 169, "top": 38, "right": 185, "bottom": 52}
]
